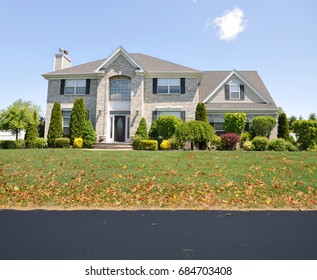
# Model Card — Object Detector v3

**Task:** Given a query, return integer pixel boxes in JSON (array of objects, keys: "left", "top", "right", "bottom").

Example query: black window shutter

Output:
[
  {"left": 240, "top": 85, "right": 245, "bottom": 100},
  {"left": 225, "top": 85, "right": 229, "bottom": 100},
  {"left": 152, "top": 111, "right": 158, "bottom": 121},
  {"left": 60, "top": 79, "right": 65, "bottom": 95},
  {"left": 180, "top": 78, "right": 185, "bottom": 94},
  {"left": 85, "top": 79, "right": 91, "bottom": 95},
  {"left": 181, "top": 111, "right": 186, "bottom": 121},
  {"left": 153, "top": 78, "right": 157, "bottom": 94}
]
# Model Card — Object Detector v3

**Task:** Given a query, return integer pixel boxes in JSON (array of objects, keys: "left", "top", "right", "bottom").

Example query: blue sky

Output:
[{"left": 0, "top": 0, "right": 316, "bottom": 118}]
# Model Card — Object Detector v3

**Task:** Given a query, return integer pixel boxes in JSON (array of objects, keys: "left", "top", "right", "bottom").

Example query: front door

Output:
[{"left": 114, "top": 116, "right": 126, "bottom": 142}]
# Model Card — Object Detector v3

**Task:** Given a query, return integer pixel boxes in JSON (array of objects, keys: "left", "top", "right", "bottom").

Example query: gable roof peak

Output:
[{"left": 94, "top": 45, "right": 145, "bottom": 73}]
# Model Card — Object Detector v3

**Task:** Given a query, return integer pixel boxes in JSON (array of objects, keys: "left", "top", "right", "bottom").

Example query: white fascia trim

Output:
[
  {"left": 94, "top": 46, "right": 145, "bottom": 73},
  {"left": 202, "top": 70, "right": 270, "bottom": 104}
]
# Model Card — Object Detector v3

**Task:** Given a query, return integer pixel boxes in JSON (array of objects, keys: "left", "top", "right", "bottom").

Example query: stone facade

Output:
[{"left": 43, "top": 46, "right": 278, "bottom": 143}]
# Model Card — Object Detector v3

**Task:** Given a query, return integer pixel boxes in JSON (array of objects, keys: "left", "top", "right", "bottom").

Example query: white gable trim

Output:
[
  {"left": 94, "top": 46, "right": 145, "bottom": 73},
  {"left": 202, "top": 70, "right": 270, "bottom": 104}
]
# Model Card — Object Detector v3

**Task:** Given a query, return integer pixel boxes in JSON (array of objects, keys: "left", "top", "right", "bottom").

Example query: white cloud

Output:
[{"left": 212, "top": 8, "right": 247, "bottom": 42}]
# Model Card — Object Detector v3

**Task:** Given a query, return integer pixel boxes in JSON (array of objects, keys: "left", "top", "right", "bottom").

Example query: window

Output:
[
  {"left": 212, "top": 122, "right": 225, "bottom": 135},
  {"left": 65, "top": 80, "right": 86, "bottom": 95},
  {"left": 229, "top": 80, "right": 240, "bottom": 99},
  {"left": 110, "top": 76, "right": 131, "bottom": 101},
  {"left": 157, "top": 111, "right": 182, "bottom": 119},
  {"left": 157, "top": 79, "right": 181, "bottom": 94},
  {"left": 62, "top": 109, "right": 72, "bottom": 136}
]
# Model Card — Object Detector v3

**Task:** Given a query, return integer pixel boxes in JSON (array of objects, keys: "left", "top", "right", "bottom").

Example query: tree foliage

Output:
[
  {"left": 135, "top": 117, "right": 148, "bottom": 139},
  {"left": 292, "top": 120, "right": 317, "bottom": 150},
  {"left": 176, "top": 120, "right": 215, "bottom": 150},
  {"left": 69, "top": 98, "right": 87, "bottom": 144},
  {"left": 251, "top": 116, "right": 277, "bottom": 138},
  {"left": 195, "top": 103, "right": 208, "bottom": 122},
  {"left": 155, "top": 115, "right": 183, "bottom": 139},
  {"left": 0, "top": 99, "right": 40, "bottom": 141},
  {"left": 82, "top": 120, "right": 97, "bottom": 148},
  {"left": 47, "top": 102, "right": 63, "bottom": 147},
  {"left": 224, "top": 112, "right": 247, "bottom": 134},
  {"left": 25, "top": 111, "right": 39, "bottom": 147},
  {"left": 277, "top": 112, "right": 289, "bottom": 140}
]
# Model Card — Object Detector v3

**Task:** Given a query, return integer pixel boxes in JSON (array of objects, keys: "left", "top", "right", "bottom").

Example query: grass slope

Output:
[{"left": 0, "top": 149, "right": 316, "bottom": 209}]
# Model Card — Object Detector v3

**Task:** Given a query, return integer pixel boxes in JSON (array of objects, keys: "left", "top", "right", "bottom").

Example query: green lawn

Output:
[{"left": 0, "top": 149, "right": 316, "bottom": 209}]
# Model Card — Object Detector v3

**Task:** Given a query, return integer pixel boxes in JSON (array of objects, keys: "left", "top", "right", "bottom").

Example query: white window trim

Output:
[
  {"left": 157, "top": 78, "right": 181, "bottom": 94},
  {"left": 65, "top": 79, "right": 86, "bottom": 95},
  {"left": 229, "top": 79, "right": 240, "bottom": 100}
]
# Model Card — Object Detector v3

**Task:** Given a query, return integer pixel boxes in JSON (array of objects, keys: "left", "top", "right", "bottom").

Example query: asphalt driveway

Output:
[{"left": 0, "top": 210, "right": 316, "bottom": 260}]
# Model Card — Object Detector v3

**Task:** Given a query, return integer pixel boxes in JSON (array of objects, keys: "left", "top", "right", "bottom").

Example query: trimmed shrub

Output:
[
  {"left": 156, "top": 115, "right": 183, "bottom": 139},
  {"left": 268, "top": 138, "right": 287, "bottom": 151},
  {"left": 167, "top": 136, "right": 182, "bottom": 150},
  {"left": 47, "top": 102, "right": 63, "bottom": 147},
  {"left": 134, "top": 140, "right": 158, "bottom": 150},
  {"left": 54, "top": 138, "right": 70, "bottom": 148},
  {"left": 286, "top": 141, "right": 297, "bottom": 152},
  {"left": 148, "top": 121, "right": 158, "bottom": 140},
  {"left": 69, "top": 98, "right": 87, "bottom": 144},
  {"left": 1, "top": 140, "right": 17, "bottom": 149},
  {"left": 209, "top": 135, "right": 222, "bottom": 150},
  {"left": 251, "top": 116, "right": 277, "bottom": 138},
  {"left": 224, "top": 112, "right": 247, "bottom": 134},
  {"left": 34, "top": 138, "right": 47, "bottom": 148},
  {"left": 195, "top": 103, "right": 208, "bottom": 122},
  {"left": 243, "top": 140, "right": 254, "bottom": 151},
  {"left": 292, "top": 120, "right": 317, "bottom": 150},
  {"left": 220, "top": 133, "right": 241, "bottom": 150},
  {"left": 73, "top": 137, "right": 83, "bottom": 148},
  {"left": 277, "top": 113, "right": 289, "bottom": 140},
  {"left": 135, "top": 117, "right": 148, "bottom": 139},
  {"left": 132, "top": 136, "right": 142, "bottom": 150},
  {"left": 252, "top": 136, "right": 269, "bottom": 151},
  {"left": 160, "top": 139, "right": 171, "bottom": 150},
  {"left": 240, "top": 131, "right": 250, "bottom": 146},
  {"left": 82, "top": 120, "right": 97, "bottom": 148}
]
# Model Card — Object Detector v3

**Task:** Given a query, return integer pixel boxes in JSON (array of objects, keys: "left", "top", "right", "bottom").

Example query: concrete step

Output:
[{"left": 93, "top": 143, "right": 133, "bottom": 150}]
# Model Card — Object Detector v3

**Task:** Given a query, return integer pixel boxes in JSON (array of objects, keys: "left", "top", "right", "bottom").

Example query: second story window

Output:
[
  {"left": 229, "top": 80, "right": 240, "bottom": 99},
  {"left": 157, "top": 79, "right": 180, "bottom": 94},
  {"left": 110, "top": 76, "right": 131, "bottom": 101},
  {"left": 65, "top": 79, "right": 86, "bottom": 95}
]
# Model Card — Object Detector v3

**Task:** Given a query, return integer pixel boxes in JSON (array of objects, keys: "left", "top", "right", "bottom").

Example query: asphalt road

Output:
[{"left": 0, "top": 210, "right": 316, "bottom": 260}]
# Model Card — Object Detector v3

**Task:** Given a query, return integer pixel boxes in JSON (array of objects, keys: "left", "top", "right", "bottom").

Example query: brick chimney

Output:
[{"left": 54, "top": 48, "right": 72, "bottom": 71}]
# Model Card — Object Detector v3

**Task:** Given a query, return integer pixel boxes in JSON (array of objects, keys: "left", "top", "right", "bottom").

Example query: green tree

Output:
[
  {"left": 308, "top": 113, "right": 317, "bottom": 121},
  {"left": 47, "top": 102, "right": 63, "bottom": 147},
  {"left": 0, "top": 99, "right": 40, "bottom": 141},
  {"left": 69, "top": 98, "right": 87, "bottom": 144},
  {"left": 292, "top": 120, "right": 317, "bottom": 150},
  {"left": 251, "top": 116, "right": 277, "bottom": 138},
  {"left": 224, "top": 112, "right": 247, "bottom": 134},
  {"left": 135, "top": 117, "right": 148, "bottom": 139},
  {"left": 277, "top": 113, "right": 289, "bottom": 140},
  {"left": 176, "top": 120, "right": 215, "bottom": 150},
  {"left": 156, "top": 115, "right": 183, "bottom": 139},
  {"left": 195, "top": 103, "right": 208, "bottom": 122},
  {"left": 288, "top": 115, "right": 297, "bottom": 131},
  {"left": 82, "top": 120, "right": 97, "bottom": 148},
  {"left": 25, "top": 111, "right": 39, "bottom": 148}
]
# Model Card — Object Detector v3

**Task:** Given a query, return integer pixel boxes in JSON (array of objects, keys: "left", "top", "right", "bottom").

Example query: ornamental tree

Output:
[
  {"left": 195, "top": 103, "right": 208, "bottom": 123},
  {"left": 0, "top": 99, "right": 40, "bottom": 141},
  {"left": 47, "top": 102, "right": 63, "bottom": 147},
  {"left": 135, "top": 117, "right": 148, "bottom": 139},
  {"left": 69, "top": 98, "right": 87, "bottom": 144},
  {"left": 251, "top": 116, "right": 277, "bottom": 138},
  {"left": 224, "top": 112, "right": 247, "bottom": 134},
  {"left": 277, "top": 112, "right": 289, "bottom": 140},
  {"left": 82, "top": 119, "right": 97, "bottom": 148}
]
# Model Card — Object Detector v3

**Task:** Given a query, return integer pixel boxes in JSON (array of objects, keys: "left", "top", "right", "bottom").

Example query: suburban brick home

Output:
[{"left": 42, "top": 46, "right": 278, "bottom": 143}]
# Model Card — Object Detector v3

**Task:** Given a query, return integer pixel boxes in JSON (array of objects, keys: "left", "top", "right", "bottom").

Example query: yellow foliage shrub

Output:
[
  {"left": 73, "top": 137, "right": 83, "bottom": 148},
  {"left": 160, "top": 139, "right": 171, "bottom": 150}
]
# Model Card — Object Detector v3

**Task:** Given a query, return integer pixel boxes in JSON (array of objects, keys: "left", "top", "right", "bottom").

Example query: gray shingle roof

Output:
[
  {"left": 43, "top": 53, "right": 200, "bottom": 76},
  {"left": 200, "top": 71, "right": 277, "bottom": 110}
]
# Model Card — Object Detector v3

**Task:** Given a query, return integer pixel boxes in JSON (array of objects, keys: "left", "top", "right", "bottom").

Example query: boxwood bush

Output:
[
  {"left": 268, "top": 138, "right": 287, "bottom": 151},
  {"left": 34, "top": 138, "right": 47, "bottom": 148},
  {"left": 54, "top": 137, "right": 70, "bottom": 148},
  {"left": 252, "top": 136, "right": 269, "bottom": 151}
]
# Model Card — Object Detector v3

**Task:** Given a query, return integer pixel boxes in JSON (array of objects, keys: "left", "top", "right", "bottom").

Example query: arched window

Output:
[
  {"left": 110, "top": 76, "right": 131, "bottom": 101},
  {"left": 229, "top": 79, "right": 240, "bottom": 99}
]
